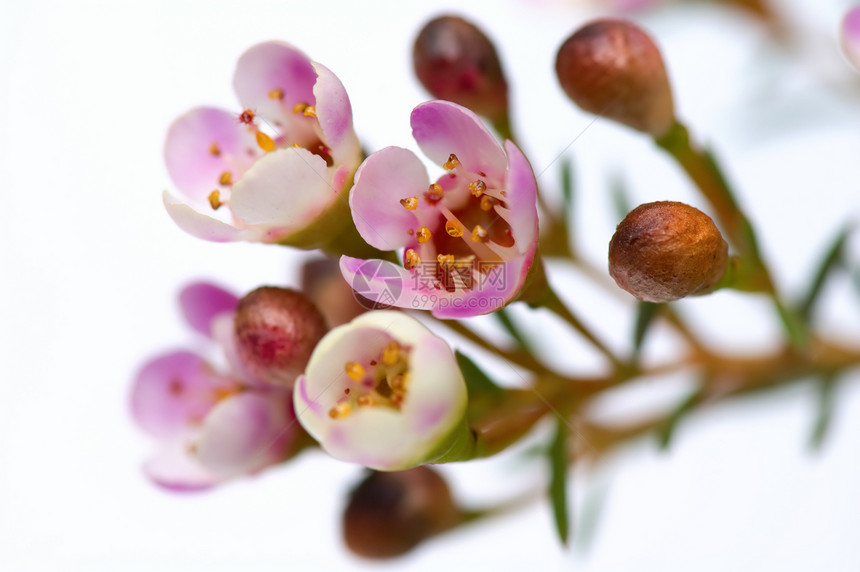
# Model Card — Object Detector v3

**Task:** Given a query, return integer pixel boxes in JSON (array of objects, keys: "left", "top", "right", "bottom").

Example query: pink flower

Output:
[
  {"left": 163, "top": 41, "right": 362, "bottom": 247},
  {"left": 340, "top": 101, "right": 539, "bottom": 318},
  {"left": 842, "top": 7, "right": 860, "bottom": 72},
  {"left": 130, "top": 282, "right": 294, "bottom": 491},
  {"left": 294, "top": 311, "right": 472, "bottom": 471}
]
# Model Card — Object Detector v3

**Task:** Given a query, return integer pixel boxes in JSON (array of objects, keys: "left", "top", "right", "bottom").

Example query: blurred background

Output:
[{"left": 2, "top": 0, "right": 859, "bottom": 570}]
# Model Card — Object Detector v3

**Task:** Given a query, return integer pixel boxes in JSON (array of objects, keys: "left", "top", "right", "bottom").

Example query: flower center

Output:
[
  {"left": 400, "top": 153, "right": 516, "bottom": 293},
  {"left": 328, "top": 341, "right": 411, "bottom": 419}
]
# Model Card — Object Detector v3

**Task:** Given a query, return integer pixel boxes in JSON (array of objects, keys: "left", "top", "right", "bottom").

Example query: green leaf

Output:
[
  {"left": 798, "top": 225, "right": 851, "bottom": 322},
  {"left": 494, "top": 308, "right": 530, "bottom": 352},
  {"left": 809, "top": 373, "right": 838, "bottom": 451},
  {"left": 632, "top": 302, "right": 661, "bottom": 362},
  {"left": 560, "top": 156, "right": 574, "bottom": 219},
  {"left": 548, "top": 418, "right": 570, "bottom": 545},
  {"left": 657, "top": 387, "right": 703, "bottom": 450},
  {"left": 455, "top": 351, "right": 504, "bottom": 397},
  {"left": 610, "top": 174, "right": 632, "bottom": 222}
]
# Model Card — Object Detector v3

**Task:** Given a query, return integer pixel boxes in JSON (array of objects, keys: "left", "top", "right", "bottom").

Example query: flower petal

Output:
[
  {"left": 501, "top": 141, "right": 539, "bottom": 252},
  {"left": 312, "top": 62, "right": 361, "bottom": 166},
  {"left": 143, "top": 437, "right": 218, "bottom": 492},
  {"left": 233, "top": 41, "right": 317, "bottom": 127},
  {"left": 842, "top": 7, "right": 860, "bottom": 71},
  {"left": 163, "top": 191, "right": 264, "bottom": 243},
  {"left": 164, "top": 107, "right": 260, "bottom": 201},
  {"left": 349, "top": 147, "right": 429, "bottom": 251},
  {"left": 179, "top": 282, "right": 238, "bottom": 338},
  {"left": 194, "top": 392, "right": 292, "bottom": 480},
  {"left": 339, "top": 256, "right": 436, "bottom": 311},
  {"left": 411, "top": 100, "right": 507, "bottom": 181},
  {"left": 229, "top": 147, "right": 334, "bottom": 230},
  {"left": 130, "top": 351, "right": 231, "bottom": 439}
]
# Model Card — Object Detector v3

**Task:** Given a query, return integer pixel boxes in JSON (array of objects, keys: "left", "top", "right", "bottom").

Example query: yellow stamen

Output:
[
  {"left": 209, "top": 143, "right": 221, "bottom": 156},
  {"left": 424, "top": 183, "right": 443, "bottom": 203},
  {"left": 480, "top": 196, "right": 495, "bottom": 211},
  {"left": 268, "top": 88, "right": 284, "bottom": 100},
  {"left": 293, "top": 102, "right": 309, "bottom": 114},
  {"left": 404, "top": 249, "right": 421, "bottom": 270},
  {"left": 416, "top": 226, "right": 432, "bottom": 244},
  {"left": 255, "top": 131, "right": 276, "bottom": 152},
  {"left": 445, "top": 220, "right": 463, "bottom": 238},
  {"left": 470, "top": 225, "right": 488, "bottom": 242},
  {"left": 207, "top": 190, "right": 223, "bottom": 210},
  {"left": 382, "top": 342, "right": 401, "bottom": 366},
  {"left": 329, "top": 402, "right": 352, "bottom": 419},
  {"left": 437, "top": 253, "right": 455, "bottom": 266},
  {"left": 345, "top": 362, "right": 365, "bottom": 382},
  {"left": 389, "top": 374, "right": 406, "bottom": 391},
  {"left": 303, "top": 105, "right": 317, "bottom": 118},
  {"left": 219, "top": 171, "right": 233, "bottom": 186},
  {"left": 356, "top": 394, "right": 375, "bottom": 407},
  {"left": 468, "top": 180, "right": 487, "bottom": 197},
  {"left": 400, "top": 196, "right": 418, "bottom": 210},
  {"left": 443, "top": 153, "right": 460, "bottom": 170}
]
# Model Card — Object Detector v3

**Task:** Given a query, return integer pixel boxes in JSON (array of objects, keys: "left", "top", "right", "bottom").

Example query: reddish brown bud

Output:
[
  {"left": 609, "top": 201, "right": 728, "bottom": 303},
  {"left": 555, "top": 19, "right": 675, "bottom": 136},
  {"left": 343, "top": 467, "right": 461, "bottom": 559},
  {"left": 413, "top": 15, "right": 509, "bottom": 123},
  {"left": 234, "top": 287, "right": 327, "bottom": 387}
]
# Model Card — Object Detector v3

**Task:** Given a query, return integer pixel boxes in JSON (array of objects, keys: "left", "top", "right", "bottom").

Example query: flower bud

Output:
[
  {"left": 300, "top": 257, "right": 366, "bottom": 328},
  {"left": 608, "top": 201, "right": 728, "bottom": 303},
  {"left": 555, "top": 19, "right": 675, "bottom": 136},
  {"left": 343, "top": 467, "right": 461, "bottom": 559},
  {"left": 234, "top": 287, "right": 327, "bottom": 387},
  {"left": 413, "top": 15, "right": 509, "bottom": 124}
]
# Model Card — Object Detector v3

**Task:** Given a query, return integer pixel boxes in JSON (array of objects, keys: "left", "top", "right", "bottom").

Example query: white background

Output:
[{"left": 2, "top": 0, "right": 860, "bottom": 570}]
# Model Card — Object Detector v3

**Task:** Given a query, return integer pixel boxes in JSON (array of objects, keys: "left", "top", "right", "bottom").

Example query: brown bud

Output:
[
  {"left": 300, "top": 257, "right": 366, "bottom": 328},
  {"left": 609, "top": 201, "right": 728, "bottom": 303},
  {"left": 234, "top": 287, "right": 327, "bottom": 387},
  {"left": 555, "top": 19, "right": 675, "bottom": 136},
  {"left": 343, "top": 467, "right": 461, "bottom": 559},
  {"left": 413, "top": 15, "right": 509, "bottom": 123}
]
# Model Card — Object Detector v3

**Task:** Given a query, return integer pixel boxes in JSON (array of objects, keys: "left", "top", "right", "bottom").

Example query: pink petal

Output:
[
  {"left": 210, "top": 312, "right": 265, "bottom": 387},
  {"left": 194, "top": 392, "right": 292, "bottom": 479},
  {"left": 411, "top": 100, "right": 507, "bottom": 181},
  {"left": 312, "top": 62, "right": 361, "bottom": 165},
  {"left": 430, "top": 255, "right": 530, "bottom": 319},
  {"left": 130, "top": 351, "right": 231, "bottom": 439},
  {"left": 339, "top": 256, "right": 435, "bottom": 311},
  {"left": 501, "top": 141, "right": 539, "bottom": 252},
  {"left": 233, "top": 41, "right": 317, "bottom": 127},
  {"left": 229, "top": 148, "right": 334, "bottom": 230},
  {"left": 164, "top": 107, "right": 260, "bottom": 201},
  {"left": 843, "top": 8, "right": 860, "bottom": 71},
  {"left": 143, "top": 437, "right": 218, "bottom": 492},
  {"left": 179, "top": 282, "right": 238, "bottom": 338},
  {"left": 163, "top": 191, "right": 264, "bottom": 243},
  {"left": 349, "top": 147, "right": 429, "bottom": 251}
]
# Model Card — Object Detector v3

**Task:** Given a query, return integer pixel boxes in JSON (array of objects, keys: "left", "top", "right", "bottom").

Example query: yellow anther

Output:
[
  {"left": 470, "top": 224, "right": 488, "bottom": 242},
  {"left": 219, "top": 171, "right": 233, "bottom": 186},
  {"left": 400, "top": 196, "right": 418, "bottom": 210},
  {"left": 328, "top": 402, "right": 352, "bottom": 419},
  {"left": 480, "top": 196, "right": 495, "bottom": 211},
  {"left": 207, "top": 190, "right": 223, "bottom": 210},
  {"left": 381, "top": 342, "right": 401, "bottom": 366},
  {"left": 303, "top": 105, "right": 317, "bottom": 118},
  {"left": 445, "top": 220, "right": 463, "bottom": 238},
  {"left": 292, "top": 102, "right": 309, "bottom": 114},
  {"left": 255, "top": 131, "right": 276, "bottom": 152},
  {"left": 404, "top": 249, "right": 421, "bottom": 270},
  {"left": 443, "top": 153, "right": 460, "bottom": 170},
  {"left": 356, "top": 395, "right": 376, "bottom": 407},
  {"left": 437, "top": 253, "right": 455, "bottom": 266},
  {"left": 345, "top": 362, "right": 365, "bottom": 382},
  {"left": 416, "top": 226, "right": 432, "bottom": 244},
  {"left": 424, "top": 183, "right": 443, "bottom": 202},
  {"left": 268, "top": 88, "right": 284, "bottom": 100},
  {"left": 468, "top": 180, "right": 487, "bottom": 197},
  {"left": 389, "top": 374, "right": 406, "bottom": 391},
  {"left": 209, "top": 143, "right": 221, "bottom": 156}
]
